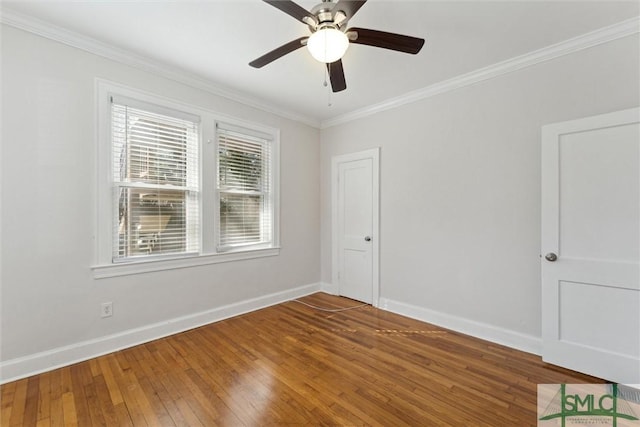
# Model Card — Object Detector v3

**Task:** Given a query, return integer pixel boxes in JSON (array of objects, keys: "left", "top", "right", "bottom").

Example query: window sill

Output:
[{"left": 92, "top": 247, "right": 280, "bottom": 279}]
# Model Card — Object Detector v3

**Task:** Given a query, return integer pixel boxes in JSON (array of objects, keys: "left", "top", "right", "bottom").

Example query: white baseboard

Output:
[
  {"left": 0, "top": 282, "right": 322, "bottom": 384},
  {"left": 378, "top": 297, "right": 542, "bottom": 356}
]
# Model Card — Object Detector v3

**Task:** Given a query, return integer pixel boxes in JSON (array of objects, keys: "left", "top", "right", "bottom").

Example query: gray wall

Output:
[
  {"left": 320, "top": 34, "right": 640, "bottom": 341},
  {"left": 2, "top": 20, "right": 638, "bottom": 378},
  {"left": 1, "top": 25, "right": 321, "bottom": 363}
]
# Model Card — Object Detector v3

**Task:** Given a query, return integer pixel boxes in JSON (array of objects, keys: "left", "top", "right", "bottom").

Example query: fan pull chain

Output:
[
  {"left": 323, "top": 65, "right": 328, "bottom": 88},
  {"left": 325, "top": 64, "right": 332, "bottom": 107}
]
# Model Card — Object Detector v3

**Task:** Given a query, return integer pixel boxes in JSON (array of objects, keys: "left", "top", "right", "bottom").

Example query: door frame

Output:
[{"left": 331, "top": 148, "right": 380, "bottom": 307}]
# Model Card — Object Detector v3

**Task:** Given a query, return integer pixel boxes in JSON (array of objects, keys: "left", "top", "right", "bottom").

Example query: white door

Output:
[
  {"left": 332, "top": 149, "right": 379, "bottom": 305},
  {"left": 541, "top": 108, "right": 640, "bottom": 384}
]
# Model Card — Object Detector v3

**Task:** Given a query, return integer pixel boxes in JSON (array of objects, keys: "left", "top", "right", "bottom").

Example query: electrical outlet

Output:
[{"left": 101, "top": 302, "right": 113, "bottom": 318}]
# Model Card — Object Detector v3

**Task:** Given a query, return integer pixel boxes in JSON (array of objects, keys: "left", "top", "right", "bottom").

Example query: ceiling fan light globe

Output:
[{"left": 307, "top": 28, "right": 349, "bottom": 63}]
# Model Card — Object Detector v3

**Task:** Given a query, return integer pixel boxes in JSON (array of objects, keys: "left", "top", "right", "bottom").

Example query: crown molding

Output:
[
  {"left": 2, "top": 7, "right": 638, "bottom": 131},
  {"left": 0, "top": 8, "right": 321, "bottom": 129},
  {"left": 321, "top": 15, "right": 640, "bottom": 129}
]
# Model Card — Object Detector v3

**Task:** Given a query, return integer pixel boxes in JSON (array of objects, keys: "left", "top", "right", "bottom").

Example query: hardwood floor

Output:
[{"left": 1, "top": 292, "right": 602, "bottom": 426}]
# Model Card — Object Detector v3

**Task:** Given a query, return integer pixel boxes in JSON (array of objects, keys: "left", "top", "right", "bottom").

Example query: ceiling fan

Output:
[{"left": 249, "top": 0, "right": 425, "bottom": 93}]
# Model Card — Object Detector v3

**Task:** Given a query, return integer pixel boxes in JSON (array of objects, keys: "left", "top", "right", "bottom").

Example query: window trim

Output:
[
  {"left": 110, "top": 97, "right": 201, "bottom": 261},
  {"left": 92, "top": 248, "right": 280, "bottom": 279},
  {"left": 215, "top": 122, "right": 276, "bottom": 252},
  {"left": 93, "top": 79, "right": 280, "bottom": 279}
]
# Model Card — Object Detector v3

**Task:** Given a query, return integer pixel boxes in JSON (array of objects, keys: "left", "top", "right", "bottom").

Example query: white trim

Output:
[
  {"left": 2, "top": 8, "right": 636, "bottom": 130},
  {"left": 92, "top": 247, "right": 280, "bottom": 279},
  {"left": 0, "top": 282, "right": 323, "bottom": 384},
  {"left": 331, "top": 148, "right": 380, "bottom": 307},
  {"left": 378, "top": 297, "right": 542, "bottom": 356},
  {"left": 542, "top": 106, "right": 640, "bottom": 136},
  {"left": 321, "top": 16, "right": 640, "bottom": 129},
  {"left": 0, "top": 8, "right": 320, "bottom": 129},
  {"left": 95, "top": 79, "right": 210, "bottom": 265},
  {"left": 95, "top": 79, "right": 281, "bottom": 275},
  {"left": 214, "top": 118, "right": 281, "bottom": 253}
]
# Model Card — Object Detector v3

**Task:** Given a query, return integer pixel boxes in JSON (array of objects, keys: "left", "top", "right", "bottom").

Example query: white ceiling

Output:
[{"left": 3, "top": 0, "right": 639, "bottom": 125}]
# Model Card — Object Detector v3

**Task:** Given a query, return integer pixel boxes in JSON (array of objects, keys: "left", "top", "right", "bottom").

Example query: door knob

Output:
[
  {"left": 364, "top": 236, "right": 372, "bottom": 242},
  {"left": 545, "top": 252, "right": 558, "bottom": 262}
]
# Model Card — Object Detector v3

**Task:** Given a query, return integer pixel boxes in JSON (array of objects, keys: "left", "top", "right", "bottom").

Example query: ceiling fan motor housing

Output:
[{"left": 308, "top": 0, "right": 348, "bottom": 32}]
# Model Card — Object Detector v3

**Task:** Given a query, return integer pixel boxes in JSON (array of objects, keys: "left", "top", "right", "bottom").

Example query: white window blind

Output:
[
  {"left": 217, "top": 126, "right": 273, "bottom": 250},
  {"left": 111, "top": 99, "right": 199, "bottom": 260}
]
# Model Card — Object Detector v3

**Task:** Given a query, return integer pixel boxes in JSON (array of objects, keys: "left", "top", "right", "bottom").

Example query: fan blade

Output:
[
  {"left": 263, "top": 0, "right": 316, "bottom": 25},
  {"left": 249, "top": 37, "right": 308, "bottom": 68},
  {"left": 327, "top": 60, "right": 346, "bottom": 93},
  {"left": 333, "top": 0, "right": 367, "bottom": 22},
  {"left": 347, "top": 27, "right": 425, "bottom": 54}
]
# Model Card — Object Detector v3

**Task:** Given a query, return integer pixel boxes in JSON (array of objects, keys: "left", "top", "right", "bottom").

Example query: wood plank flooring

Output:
[{"left": 1, "top": 292, "right": 603, "bottom": 426}]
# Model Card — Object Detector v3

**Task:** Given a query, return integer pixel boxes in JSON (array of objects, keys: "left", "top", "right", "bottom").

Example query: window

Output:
[
  {"left": 217, "top": 125, "right": 274, "bottom": 251},
  {"left": 111, "top": 97, "right": 199, "bottom": 261},
  {"left": 95, "top": 80, "right": 279, "bottom": 277}
]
